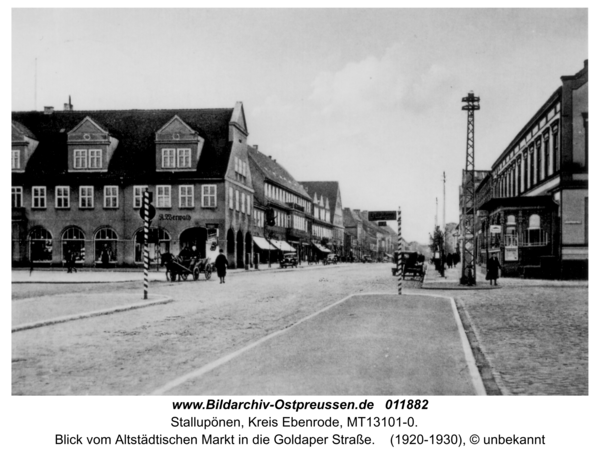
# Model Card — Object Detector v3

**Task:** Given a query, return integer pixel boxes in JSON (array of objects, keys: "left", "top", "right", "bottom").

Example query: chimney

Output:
[
  {"left": 44, "top": 106, "right": 54, "bottom": 115},
  {"left": 64, "top": 95, "right": 73, "bottom": 111}
]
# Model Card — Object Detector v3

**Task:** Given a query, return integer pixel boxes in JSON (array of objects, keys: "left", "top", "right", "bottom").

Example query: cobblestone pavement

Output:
[
  {"left": 412, "top": 267, "right": 588, "bottom": 395},
  {"left": 12, "top": 263, "right": 398, "bottom": 395},
  {"left": 12, "top": 263, "right": 586, "bottom": 395}
]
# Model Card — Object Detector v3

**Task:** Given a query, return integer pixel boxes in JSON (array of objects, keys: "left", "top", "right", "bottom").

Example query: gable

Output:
[
  {"left": 155, "top": 115, "right": 199, "bottom": 142},
  {"left": 68, "top": 116, "right": 110, "bottom": 143}
]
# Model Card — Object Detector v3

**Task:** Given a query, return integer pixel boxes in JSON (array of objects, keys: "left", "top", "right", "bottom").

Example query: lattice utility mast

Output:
[{"left": 461, "top": 91, "right": 480, "bottom": 285}]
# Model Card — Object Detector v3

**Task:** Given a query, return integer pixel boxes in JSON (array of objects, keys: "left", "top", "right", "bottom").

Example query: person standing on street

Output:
[
  {"left": 486, "top": 252, "right": 501, "bottom": 286},
  {"left": 215, "top": 248, "right": 229, "bottom": 284}
]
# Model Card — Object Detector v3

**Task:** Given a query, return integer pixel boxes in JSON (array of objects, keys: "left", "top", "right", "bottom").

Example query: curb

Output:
[
  {"left": 452, "top": 297, "right": 510, "bottom": 395},
  {"left": 422, "top": 265, "right": 497, "bottom": 290},
  {"left": 12, "top": 295, "right": 173, "bottom": 333}
]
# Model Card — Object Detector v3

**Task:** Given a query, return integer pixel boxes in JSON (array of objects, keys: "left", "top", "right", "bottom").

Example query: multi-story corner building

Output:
[
  {"left": 475, "top": 60, "right": 588, "bottom": 279},
  {"left": 12, "top": 102, "right": 255, "bottom": 268},
  {"left": 247, "top": 146, "right": 313, "bottom": 263},
  {"left": 299, "top": 181, "right": 345, "bottom": 258}
]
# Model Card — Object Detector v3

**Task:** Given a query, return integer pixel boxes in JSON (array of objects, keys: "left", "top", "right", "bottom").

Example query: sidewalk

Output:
[
  {"left": 155, "top": 293, "right": 484, "bottom": 395},
  {"left": 12, "top": 262, "right": 356, "bottom": 283},
  {"left": 422, "top": 262, "right": 495, "bottom": 290},
  {"left": 422, "top": 263, "right": 587, "bottom": 290},
  {"left": 12, "top": 292, "right": 172, "bottom": 332}
]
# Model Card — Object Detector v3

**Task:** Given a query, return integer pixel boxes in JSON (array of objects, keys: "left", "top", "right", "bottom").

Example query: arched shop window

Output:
[
  {"left": 62, "top": 227, "right": 86, "bottom": 263},
  {"left": 135, "top": 228, "right": 171, "bottom": 263},
  {"left": 29, "top": 226, "right": 53, "bottom": 262},
  {"left": 526, "top": 214, "right": 543, "bottom": 245},
  {"left": 94, "top": 228, "right": 118, "bottom": 264}
]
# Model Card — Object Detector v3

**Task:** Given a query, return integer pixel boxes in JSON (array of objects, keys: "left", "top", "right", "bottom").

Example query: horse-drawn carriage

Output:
[{"left": 161, "top": 252, "right": 214, "bottom": 282}]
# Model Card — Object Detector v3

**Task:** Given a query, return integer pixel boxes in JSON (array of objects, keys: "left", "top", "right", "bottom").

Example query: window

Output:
[
  {"left": 229, "top": 187, "right": 234, "bottom": 209},
  {"left": 180, "top": 185, "right": 194, "bottom": 208},
  {"left": 247, "top": 195, "right": 251, "bottom": 215},
  {"left": 95, "top": 228, "right": 118, "bottom": 263},
  {"left": 529, "top": 147, "right": 535, "bottom": 187},
  {"left": 62, "top": 227, "right": 85, "bottom": 263},
  {"left": 543, "top": 133, "right": 550, "bottom": 178},
  {"left": 177, "top": 149, "right": 191, "bottom": 168},
  {"left": 235, "top": 190, "right": 240, "bottom": 211},
  {"left": 12, "top": 150, "right": 20, "bottom": 169},
  {"left": 133, "top": 186, "right": 148, "bottom": 209},
  {"left": 32, "top": 186, "right": 47, "bottom": 208},
  {"left": 516, "top": 160, "right": 521, "bottom": 195},
  {"left": 29, "top": 226, "right": 53, "bottom": 261},
  {"left": 524, "top": 153, "right": 529, "bottom": 190},
  {"left": 12, "top": 187, "right": 23, "bottom": 208},
  {"left": 201, "top": 185, "right": 217, "bottom": 208},
  {"left": 162, "top": 149, "right": 176, "bottom": 168},
  {"left": 552, "top": 124, "right": 560, "bottom": 173},
  {"left": 89, "top": 150, "right": 102, "bottom": 168},
  {"left": 535, "top": 140, "right": 542, "bottom": 184},
  {"left": 241, "top": 192, "right": 246, "bottom": 213},
  {"left": 79, "top": 186, "right": 94, "bottom": 208},
  {"left": 104, "top": 186, "right": 119, "bottom": 208},
  {"left": 74, "top": 150, "right": 87, "bottom": 169},
  {"left": 524, "top": 214, "right": 546, "bottom": 246},
  {"left": 135, "top": 228, "right": 171, "bottom": 263},
  {"left": 156, "top": 185, "right": 171, "bottom": 208},
  {"left": 55, "top": 186, "right": 70, "bottom": 208}
]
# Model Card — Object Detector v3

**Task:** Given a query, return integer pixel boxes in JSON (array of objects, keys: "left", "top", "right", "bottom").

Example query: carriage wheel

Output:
[{"left": 205, "top": 269, "right": 212, "bottom": 280}]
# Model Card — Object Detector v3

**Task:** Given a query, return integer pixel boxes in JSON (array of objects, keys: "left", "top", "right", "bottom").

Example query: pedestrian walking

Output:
[
  {"left": 214, "top": 248, "right": 229, "bottom": 284},
  {"left": 486, "top": 252, "right": 501, "bottom": 286}
]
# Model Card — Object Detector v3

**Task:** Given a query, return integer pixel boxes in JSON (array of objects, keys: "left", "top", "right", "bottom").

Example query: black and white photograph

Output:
[{"left": 8, "top": 4, "right": 594, "bottom": 454}]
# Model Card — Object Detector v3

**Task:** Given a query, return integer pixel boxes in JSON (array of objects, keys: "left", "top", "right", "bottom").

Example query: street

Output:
[{"left": 12, "top": 263, "right": 587, "bottom": 395}]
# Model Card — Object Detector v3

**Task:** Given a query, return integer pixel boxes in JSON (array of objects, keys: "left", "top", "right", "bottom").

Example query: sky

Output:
[{"left": 11, "top": 8, "right": 588, "bottom": 244}]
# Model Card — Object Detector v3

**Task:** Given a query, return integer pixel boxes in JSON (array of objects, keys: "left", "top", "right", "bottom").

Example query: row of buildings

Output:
[
  {"left": 12, "top": 101, "right": 400, "bottom": 268},
  {"left": 458, "top": 60, "right": 588, "bottom": 279}
]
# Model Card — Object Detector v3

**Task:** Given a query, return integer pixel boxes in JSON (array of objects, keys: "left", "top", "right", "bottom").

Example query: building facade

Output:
[
  {"left": 12, "top": 102, "right": 255, "bottom": 268},
  {"left": 247, "top": 146, "right": 313, "bottom": 263},
  {"left": 474, "top": 61, "right": 588, "bottom": 279},
  {"left": 300, "top": 181, "right": 346, "bottom": 259}
]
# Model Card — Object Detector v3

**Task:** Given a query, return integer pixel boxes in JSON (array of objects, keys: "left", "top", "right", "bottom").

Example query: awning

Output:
[
  {"left": 270, "top": 240, "right": 296, "bottom": 252},
  {"left": 312, "top": 242, "right": 332, "bottom": 253},
  {"left": 254, "top": 237, "right": 277, "bottom": 251}
]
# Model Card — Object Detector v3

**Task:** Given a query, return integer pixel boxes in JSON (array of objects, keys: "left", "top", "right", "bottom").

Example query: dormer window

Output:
[
  {"left": 67, "top": 117, "right": 117, "bottom": 173},
  {"left": 177, "top": 149, "right": 191, "bottom": 168},
  {"left": 162, "top": 149, "right": 176, "bottom": 168},
  {"left": 155, "top": 116, "right": 204, "bottom": 172}
]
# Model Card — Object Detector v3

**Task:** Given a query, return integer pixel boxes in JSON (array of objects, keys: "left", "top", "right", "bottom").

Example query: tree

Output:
[{"left": 429, "top": 226, "right": 444, "bottom": 255}]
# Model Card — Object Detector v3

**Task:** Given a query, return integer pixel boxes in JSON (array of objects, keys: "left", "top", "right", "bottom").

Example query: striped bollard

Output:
[
  {"left": 397, "top": 207, "right": 402, "bottom": 295},
  {"left": 143, "top": 191, "right": 150, "bottom": 300}
]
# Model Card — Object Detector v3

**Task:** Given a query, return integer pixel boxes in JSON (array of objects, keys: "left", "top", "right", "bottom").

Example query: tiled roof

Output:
[
  {"left": 343, "top": 208, "right": 360, "bottom": 227},
  {"left": 299, "top": 181, "right": 340, "bottom": 207},
  {"left": 11, "top": 108, "right": 234, "bottom": 181},
  {"left": 12, "top": 120, "right": 37, "bottom": 140},
  {"left": 247, "top": 146, "right": 311, "bottom": 199}
]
